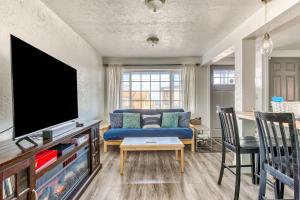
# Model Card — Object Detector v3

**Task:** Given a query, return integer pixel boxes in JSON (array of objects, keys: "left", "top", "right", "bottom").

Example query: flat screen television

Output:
[{"left": 11, "top": 35, "right": 78, "bottom": 139}]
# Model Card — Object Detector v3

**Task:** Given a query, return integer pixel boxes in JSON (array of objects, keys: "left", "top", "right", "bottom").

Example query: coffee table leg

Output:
[
  {"left": 175, "top": 150, "right": 179, "bottom": 160},
  {"left": 120, "top": 148, "right": 124, "bottom": 175},
  {"left": 124, "top": 150, "right": 127, "bottom": 160},
  {"left": 180, "top": 148, "right": 184, "bottom": 173}
]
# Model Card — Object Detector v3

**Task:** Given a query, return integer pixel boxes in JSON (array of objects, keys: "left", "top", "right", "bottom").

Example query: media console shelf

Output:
[{"left": 0, "top": 120, "right": 102, "bottom": 200}]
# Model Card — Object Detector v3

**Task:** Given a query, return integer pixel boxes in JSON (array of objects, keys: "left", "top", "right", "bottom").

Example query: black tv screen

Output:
[{"left": 11, "top": 35, "right": 78, "bottom": 138}]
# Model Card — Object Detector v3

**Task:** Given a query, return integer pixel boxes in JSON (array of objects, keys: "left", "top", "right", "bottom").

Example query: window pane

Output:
[
  {"left": 132, "top": 101, "right": 141, "bottom": 109},
  {"left": 141, "top": 72, "right": 150, "bottom": 81},
  {"left": 151, "top": 73, "right": 160, "bottom": 81},
  {"left": 132, "top": 72, "right": 141, "bottom": 81},
  {"left": 131, "top": 92, "right": 141, "bottom": 100},
  {"left": 174, "top": 72, "right": 181, "bottom": 81},
  {"left": 132, "top": 82, "right": 141, "bottom": 91},
  {"left": 161, "top": 82, "right": 170, "bottom": 90},
  {"left": 151, "top": 92, "right": 160, "bottom": 100},
  {"left": 214, "top": 78, "right": 220, "bottom": 85},
  {"left": 161, "top": 91, "right": 170, "bottom": 101},
  {"left": 161, "top": 101, "right": 171, "bottom": 109},
  {"left": 141, "top": 82, "right": 150, "bottom": 91},
  {"left": 123, "top": 73, "right": 129, "bottom": 81},
  {"left": 173, "top": 101, "right": 181, "bottom": 108},
  {"left": 141, "top": 91, "right": 151, "bottom": 100},
  {"left": 122, "top": 101, "right": 130, "bottom": 108},
  {"left": 174, "top": 91, "right": 181, "bottom": 100},
  {"left": 122, "top": 82, "right": 130, "bottom": 91},
  {"left": 120, "top": 70, "right": 182, "bottom": 109},
  {"left": 174, "top": 82, "right": 181, "bottom": 90},
  {"left": 161, "top": 72, "right": 170, "bottom": 81},
  {"left": 141, "top": 101, "right": 151, "bottom": 109},
  {"left": 151, "top": 82, "right": 160, "bottom": 91},
  {"left": 121, "top": 91, "right": 130, "bottom": 101},
  {"left": 151, "top": 101, "right": 161, "bottom": 109}
]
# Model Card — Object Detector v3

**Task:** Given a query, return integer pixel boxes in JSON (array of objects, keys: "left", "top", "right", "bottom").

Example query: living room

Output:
[{"left": 1, "top": 0, "right": 300, "bottom": 200}]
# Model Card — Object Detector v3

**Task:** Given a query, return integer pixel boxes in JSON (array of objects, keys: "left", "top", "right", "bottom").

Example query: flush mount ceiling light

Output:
[
  {"left": 260, "top": 0, "right": 273, "bottom": 57},
  {"left": 145, "top": 0, "right": 166, "bottom": 12},
  {"left": 147, "top": 35, "right": 159, "bottom": 47}
]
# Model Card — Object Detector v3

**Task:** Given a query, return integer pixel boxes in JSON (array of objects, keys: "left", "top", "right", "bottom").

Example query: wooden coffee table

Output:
[{"left": 119, "top": 137, "right": 185, "bottom": 175}]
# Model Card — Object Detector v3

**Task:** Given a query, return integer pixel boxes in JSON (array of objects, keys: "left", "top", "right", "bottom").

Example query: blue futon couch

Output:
[{"left": 103, "top": 109, "right": 195, "bottom": 152}]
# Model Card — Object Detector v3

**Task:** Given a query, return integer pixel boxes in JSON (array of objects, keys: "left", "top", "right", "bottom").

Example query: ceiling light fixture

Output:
[
  {"left": 260, "top": 0, "right": 273, "bottom": 57},
  {"left": 147, "top": 35, "right": 159, "bottom": 47},
  {"left": 145, "top": 0, "right": 166, "bottom": 12}
]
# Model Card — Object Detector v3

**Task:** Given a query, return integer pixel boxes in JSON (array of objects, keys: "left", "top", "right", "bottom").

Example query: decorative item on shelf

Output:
[
  {"left": 260, "top": 0, "right": 273, "bottom": 57},
  {"left": 190, "top": 117, "right": 202, "bottom": 125},
  {"left": 145, "top": 0, "right": 166, "bottom": 12},
  {"left": 147, "top": 35, "right": 159, "bottom": 47}
]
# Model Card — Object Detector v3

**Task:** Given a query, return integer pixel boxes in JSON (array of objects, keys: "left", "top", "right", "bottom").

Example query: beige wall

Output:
[{"left": 0, "top": 0, "right": 105, "bottom": 140}]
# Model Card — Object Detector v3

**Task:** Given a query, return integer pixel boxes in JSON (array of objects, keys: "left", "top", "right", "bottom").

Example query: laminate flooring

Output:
[{"left": 80, "top": 143, "right": 293, "bottom": 200}]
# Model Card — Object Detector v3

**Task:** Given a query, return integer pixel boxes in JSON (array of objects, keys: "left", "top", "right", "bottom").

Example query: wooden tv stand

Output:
[{"left": 0, "top": 120, "right": 102, "bottom": 200}]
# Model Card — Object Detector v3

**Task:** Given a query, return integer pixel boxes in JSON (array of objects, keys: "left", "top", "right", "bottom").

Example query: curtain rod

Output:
[{"left": 103, "top": 63, "right": 201, "bottom": 67}]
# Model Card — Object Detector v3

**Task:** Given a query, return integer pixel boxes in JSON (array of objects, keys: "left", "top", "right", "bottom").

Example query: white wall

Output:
[{"left": 0, "top": 0, "right": 105, "bottom": 140}]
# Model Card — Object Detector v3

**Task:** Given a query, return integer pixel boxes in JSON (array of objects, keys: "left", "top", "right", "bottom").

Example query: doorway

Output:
[{"left": 210, "top": 66, "right": 235, "bottom": 138}]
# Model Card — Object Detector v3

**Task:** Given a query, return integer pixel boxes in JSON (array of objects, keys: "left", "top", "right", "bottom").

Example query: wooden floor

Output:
[{"left": 80, "top": 143, "right": 293, "bottom": 200}]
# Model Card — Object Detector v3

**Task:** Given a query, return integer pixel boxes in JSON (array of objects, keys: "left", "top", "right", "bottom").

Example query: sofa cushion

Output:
[
  {"left": 142, "top": 114, "right": 161, "bottom": 128},
  {"left": 113, "top": 109, "right": 184, "bottom": 127},
  {"left": 103, "top": 128, "right": 193, "bottom": 140},
  {"left": 161, "top": 112, "right": 179, "bottom": 128},
  {"left": 109, "top": 113, "right": 123, "bottom": 128},
  {"left": 178, "top": 112, "right": 191, "bottom": 128},
  {"left": 123, "top": 113, "right": 140, "bottom": 128}
]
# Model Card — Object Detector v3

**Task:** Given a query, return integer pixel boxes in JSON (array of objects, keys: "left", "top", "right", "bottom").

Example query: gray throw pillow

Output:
[
  {"left": 142, "top": 114, "right": 161, "bottom": 128},
  {"left": 178, "top": 112, "right": 191, "bottom": 128},
  {"left": 110, "top": 113, "right": 123, "bottom": 128}
]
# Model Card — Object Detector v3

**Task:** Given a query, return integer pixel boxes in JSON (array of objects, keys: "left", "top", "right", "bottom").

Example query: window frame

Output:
[{"left": 120, "top": 69, "right": 182, "bottom": 109}]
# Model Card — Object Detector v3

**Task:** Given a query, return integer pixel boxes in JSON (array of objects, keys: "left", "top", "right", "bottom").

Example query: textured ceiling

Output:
[
  {"left": 271, "top": 15, "right": 300, "bottom": 50},
  {"left": 41, "top": 0, "right": 262, "bottom": 57}
]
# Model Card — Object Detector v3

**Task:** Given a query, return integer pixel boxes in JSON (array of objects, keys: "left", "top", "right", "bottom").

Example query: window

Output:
[
  {"left": 121, "top": 70, "right": 182, "bottom": 109},
  {"left": 213, "top": 69, "right": 235, "bottom": 85}
]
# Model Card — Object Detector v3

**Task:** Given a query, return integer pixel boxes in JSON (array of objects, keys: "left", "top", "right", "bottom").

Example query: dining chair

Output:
[
  {"left": 255, "top": 111, "right": 300, "bottom": 200},
  {"left": 217, "top": 107, "right": 260, "bottom": 200}
]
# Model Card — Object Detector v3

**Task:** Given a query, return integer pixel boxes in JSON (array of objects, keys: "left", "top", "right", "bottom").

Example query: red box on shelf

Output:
[{"left": 35, "top": 150, "right": 58, "bottom": 172}]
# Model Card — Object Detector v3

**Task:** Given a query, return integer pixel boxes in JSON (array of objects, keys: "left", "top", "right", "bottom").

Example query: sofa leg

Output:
[
  {"left": 104, "top": 141, "right": 108, "bottom": 153},
  {"left": 191, "top": 141, "right": 195, "bottom": 152}
]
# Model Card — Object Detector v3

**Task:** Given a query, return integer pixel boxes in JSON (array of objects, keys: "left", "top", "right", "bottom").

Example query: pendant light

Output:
[{"left": 260, "top": 0, "right": 273, "bottom": 56}]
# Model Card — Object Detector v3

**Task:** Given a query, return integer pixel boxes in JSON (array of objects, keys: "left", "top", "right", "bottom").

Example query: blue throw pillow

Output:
[
  {"left": 178, "top": 112, "right": 191, "bottom": 128},
  {"left": 161, "top": 112, "right": 179, "bottom": 128},
  {"left": 123, "top": 113, "right": 141, "bottom": 128},
  {"left": 110, "top": 113, "right": 123, "bottom": 128},
  {"left": 142, "top": 114, "right": 161, "bottom": 128}
]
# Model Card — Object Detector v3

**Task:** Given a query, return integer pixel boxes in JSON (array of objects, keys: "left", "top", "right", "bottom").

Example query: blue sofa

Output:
[{"left": 103, "top": 109, "right": 195, "bottom": 152}]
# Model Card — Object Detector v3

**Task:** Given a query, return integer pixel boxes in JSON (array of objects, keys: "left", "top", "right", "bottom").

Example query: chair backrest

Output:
[
  {"left": 254, "top": 112, "right": 300, "bottom": 179},
  {"left": 217, "top": 107, "right": 240, "bottom": 149}
]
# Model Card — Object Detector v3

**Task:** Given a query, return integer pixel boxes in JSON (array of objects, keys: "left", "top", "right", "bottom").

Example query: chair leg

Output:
[
  {"left": 275, "top": 179, "right": 284, "bottom": 200},
  {"left": 217, "top": 144, "right": 226, "bottom": 185},
  {"left": 256, "top": 153, "right": 260, "bottom": 184},
  {"left": 258, "top": 169, "right": 267, "bottom": 200},
  {"left": 234, "top": 153, "right": 241, "bottom": 200},
  {"left": 250, "top": 153, "right": 255, "bottom": 184}
]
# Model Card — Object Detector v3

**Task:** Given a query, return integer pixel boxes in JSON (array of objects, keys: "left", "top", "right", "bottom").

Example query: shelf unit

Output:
[{"left": 0, "top": 120, "right": 101, "bottom": 200}]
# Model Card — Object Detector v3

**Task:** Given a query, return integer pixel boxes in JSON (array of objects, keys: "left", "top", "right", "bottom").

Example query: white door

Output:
[
  {"left": 210, "top": 66, "right": 235, "bottom": 138},
  {"left": 269, "top": 58, "right": 299, "bottom": 103}
]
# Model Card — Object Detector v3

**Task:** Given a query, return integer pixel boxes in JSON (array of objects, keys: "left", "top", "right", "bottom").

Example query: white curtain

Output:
[
  {"left": 182, "top": 64, "right": 197, "bottom": 117},
  {"left": 106, "top": 64, "right": 122, "bottom": 116}
]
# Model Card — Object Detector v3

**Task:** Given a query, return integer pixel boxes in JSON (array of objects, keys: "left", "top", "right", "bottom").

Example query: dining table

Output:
[{"left": 236, "top": 111, "right": 300, "bottom": 130}]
